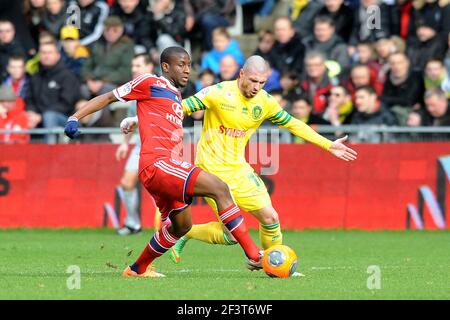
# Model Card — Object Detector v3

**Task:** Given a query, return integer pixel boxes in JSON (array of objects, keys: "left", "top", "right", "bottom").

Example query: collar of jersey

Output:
[{"left": 159, "top": 76, "right": 179, "bottom": 92}]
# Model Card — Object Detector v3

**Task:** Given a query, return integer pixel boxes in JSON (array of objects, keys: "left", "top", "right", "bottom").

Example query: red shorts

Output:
[{"left": 139, "top": 158, "right": 202, "bottom": 221}]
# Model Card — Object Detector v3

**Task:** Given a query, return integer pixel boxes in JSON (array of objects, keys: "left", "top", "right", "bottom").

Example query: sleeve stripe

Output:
[
  {"left": 193, "top": 96, "right": 207, "bottom": 111},
  {"left": 279, "top": 114, "right": 292, "bottom": 126},
  {"left": 272, "top": 111, "right": 290, "bottom": 124},
  {"left": 186, "top": 98, "right": 196, "bottom": 113},
  {"left": 112, "top": 88, "right": 125, "bottom": 102},
  {"left": 268, "top": 110, "right": 284, "bottom": 121}
]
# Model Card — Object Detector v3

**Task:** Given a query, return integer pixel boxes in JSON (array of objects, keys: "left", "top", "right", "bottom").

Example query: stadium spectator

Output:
[
  {"left": 407, "top": 18, "right": 447, "bottom": 72},
  {"left": 184, "top": 0, "right": 236, "bottom": 51},
  {"left": 349, "top": 0, "right": 391, "bottom": 48},
  {"left": 0, "top": 85, "right": 29, "bottom": 144},
  {"left": 73, "top": 0, "right": 109, "bottom": 47},
  {"left": 200, "top": 27, "right": 245, "bottom": 75},
  {"left": 24, "top": 31, "right": 56, "bottom": 76},
  {"left": 322, "top": 85, "right": 354, "bottom": 126},
  {"left": 445, "top": 32, "right": 450, "bottom": 73},
  {"left": 381, "top": 52, "right": 425, "bottom": 125},
  {"left": 0, "top": 20, "right": 25, "bottom": 82},
  {"left": 291, "top": 94, "right": 330, "bottom": 127},
  {"left": 344, "top": 64, "right": 384, "bottom": 101},
  {"left": 253, "top": 30, "right": 276, "bottom": 62},
  {"left": 280, "top": 71, "right": 301, "bottom": 102},
  {"left": 42, "top": 0, "right": 67, "bottom": 39},
  {"left": 151, "top": 0, "right": 188, "bottom": 52},
  {"left": 110, "top": 0, "right": 155, "bottom": 53},
  {"left": 351, "top": 85, "right": 398, "bottom": 126},
  {"left": 195, "top": 68, "right": 216, "bottom": 91},
  {"left": 303, "top": 15, "right": 350, "bottom": 72},
  {"left": 25, "top": 41, "right": 80, "bottom": 143},
  {"left": 300, "top": 50, "right": 337, "bottom": 115},
  {"left": 59, "top": 25, "right": 89, "bottom": 78},
  {"left": 269, "top": 16, "right": 306, "bottom": 75},
  {"left": 2, "top": 55, "right": 28, "bottom": 99},
  {"left": 292, "top": 0, "right": 324, "bottom": 39},
  {"left": 424, "top": 58, "right": 450, "bottom": 97},
  {"left": 317, "top": 0, "right": 354, "bottom": 42},
  {"left": 407, "top": 89, "right": 450, "bottom": 140},
  {"left": 23, "top": 0, "right": 46, "bottom": 51},
  {"left": 81, "top": 16, "right": 134, "bottom": 86},
  {"left": 411, "top": 0, "right": 450, "bottom": 42},
  {"left": 388, "top": 0, "right": 415, "bottom": 40},
  {"left": 217, "top": 54, "right": 240, "bottom": 81},
  {"left": 264, "top": 66, "right": 282, "bottom": 93}
]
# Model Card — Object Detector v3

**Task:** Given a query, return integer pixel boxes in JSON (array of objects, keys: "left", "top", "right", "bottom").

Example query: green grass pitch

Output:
[{"left": 0, "top": 228, "right": 449, "bottom": 299}]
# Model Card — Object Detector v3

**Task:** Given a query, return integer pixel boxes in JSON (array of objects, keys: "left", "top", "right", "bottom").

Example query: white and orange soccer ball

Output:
[{"left": 262, "top": 245, "right": 298, "bottom": 278}]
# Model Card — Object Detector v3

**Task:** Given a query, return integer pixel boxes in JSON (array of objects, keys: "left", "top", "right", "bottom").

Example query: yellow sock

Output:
[
  {"left": 184, "top": 222, "right": 235, "bottom": 245},
  {"left": 259, "top": 222, "right": 283, "bottom": 249}
]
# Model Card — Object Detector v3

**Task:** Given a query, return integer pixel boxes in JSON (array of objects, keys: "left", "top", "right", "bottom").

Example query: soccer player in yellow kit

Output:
[{"left": 167, "top": 56, "right": 357, "bottom": 266}]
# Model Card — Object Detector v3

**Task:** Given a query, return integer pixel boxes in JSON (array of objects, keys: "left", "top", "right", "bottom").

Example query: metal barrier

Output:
[{"left": 1, "top": 124, "right": 450, "bottom": 144}]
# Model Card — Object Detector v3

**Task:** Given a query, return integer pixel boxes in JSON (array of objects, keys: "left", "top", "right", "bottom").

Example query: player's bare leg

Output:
[{"left": 192, "top": 171, "right": 262, "bottom": 265}]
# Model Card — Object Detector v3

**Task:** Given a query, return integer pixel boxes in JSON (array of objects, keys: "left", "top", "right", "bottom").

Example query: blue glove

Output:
[{"left": 64, "top": 116, "right": 81, "bottom": 139}]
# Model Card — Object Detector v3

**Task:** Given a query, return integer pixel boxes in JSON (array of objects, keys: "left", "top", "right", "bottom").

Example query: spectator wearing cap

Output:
[
  {"left": 0, "top": 85, "right": 29, "bottom": 144},
  {"left": 81, "top": 16, "right": 134, "bottom": 86},
  {"left": 406, "top": 17, "right": 447, "bottom": 72},
  {"left": 74, "top": 0, "right": 109, "bottom": 47},
  {"left": 60, "top": 25, "right": 89, "bottom": 78},
  {"left": 381, "top": 52, "right": 425, "bottom": 125},
  {"left": 25, "top": 41, "right": 80, "bottom": 143},
  {"left": 0, "top": 20, "right": 25, "bottom": 82},
  {"left": 42, "top": 0, "right": 67, "bottom": 39}
]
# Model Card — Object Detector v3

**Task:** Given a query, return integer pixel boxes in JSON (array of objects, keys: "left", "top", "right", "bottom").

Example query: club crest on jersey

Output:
[
  {"left": 251, "top": 105, "right": 263, "bottom": 121},
  {"left": 172, "top": 103, "right": 183, "bottom": 119}
]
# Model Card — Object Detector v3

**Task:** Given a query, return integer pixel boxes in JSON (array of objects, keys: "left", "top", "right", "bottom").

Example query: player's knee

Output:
[
  {"left": 172, "top": 221, "right": 192, "bottom": 238},
  {"left": 260, "top": 211, "right": 279, "bottom": 225},
  {"left": 211, "top": 179, "right": 232, "bottom": 201},
  {"left": 120, "top": 175, "right": 137, "bottom": 191}
]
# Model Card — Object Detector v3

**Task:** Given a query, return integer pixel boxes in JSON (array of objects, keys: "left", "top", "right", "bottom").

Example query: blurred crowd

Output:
[{"left": 0, "top": 0, "right": 449, "bottom": 144}]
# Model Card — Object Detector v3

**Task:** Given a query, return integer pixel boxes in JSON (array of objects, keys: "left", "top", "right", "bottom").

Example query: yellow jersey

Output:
[{"left": 182, "top": 80, "right": 333, "bottom": 173}]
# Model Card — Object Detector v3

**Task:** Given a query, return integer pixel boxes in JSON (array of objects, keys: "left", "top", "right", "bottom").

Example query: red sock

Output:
[
  {"left": 218, "top": 204, "right": 260, "bottom": 261},
  {"left": 131, "top": 224, "right": 179, "bottom": 274}
]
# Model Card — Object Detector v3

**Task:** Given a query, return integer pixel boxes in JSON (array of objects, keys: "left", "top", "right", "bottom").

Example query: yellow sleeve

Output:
[
  {"left": 182, "top": 86, "right": 213, "bottom": 116},
  {"left": 267, "top": 105, "right": 333, "bottom": 151}
]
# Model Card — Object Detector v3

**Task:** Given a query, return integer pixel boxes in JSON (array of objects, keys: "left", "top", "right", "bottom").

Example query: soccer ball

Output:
[{"left": 262, "top": 245, "right": 298, "bottom": 278}]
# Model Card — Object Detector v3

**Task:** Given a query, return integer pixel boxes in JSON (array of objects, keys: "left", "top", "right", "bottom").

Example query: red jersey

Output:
[
  {"left": 113, "top": 74, "right": 184, "bottom": 171},
  {"left": 0, "top": 110, "right": 29, "bottom": 144}
]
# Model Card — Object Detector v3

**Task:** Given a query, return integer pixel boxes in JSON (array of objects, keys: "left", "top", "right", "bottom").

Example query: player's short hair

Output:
[
  {"left": 243, "top": 55, "right": 270, "bottom": 74},
  {"left": 160, "top": 46, "right": 189, "bottom": 65},
  {"left": 133, "top": 53, "right": 153, "bottom": 65},
  {"left": 355, "top": 85, "right": 377, "bottom": 96}
]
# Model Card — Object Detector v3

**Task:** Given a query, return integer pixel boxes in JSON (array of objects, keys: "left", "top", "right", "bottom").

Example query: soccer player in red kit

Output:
[{"left": 64, "top": 47, "right": 262, "bottom": 278}]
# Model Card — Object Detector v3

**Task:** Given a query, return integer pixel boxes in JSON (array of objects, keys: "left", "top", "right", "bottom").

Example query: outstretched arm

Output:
[{"left": 65, "top": 91, "right": 117, "bottom": 138}]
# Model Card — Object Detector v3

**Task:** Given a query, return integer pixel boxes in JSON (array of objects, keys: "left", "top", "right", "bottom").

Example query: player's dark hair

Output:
[{"left": 160, "top": 46, "right": 188, "bottom": 65}]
